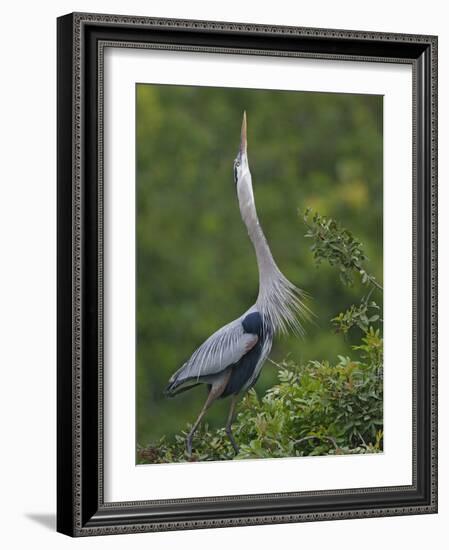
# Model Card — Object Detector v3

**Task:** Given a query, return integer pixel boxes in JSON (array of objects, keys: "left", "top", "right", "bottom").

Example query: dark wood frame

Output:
[{"left": 57, "top": 12, "right": 438, "bottom": 537}]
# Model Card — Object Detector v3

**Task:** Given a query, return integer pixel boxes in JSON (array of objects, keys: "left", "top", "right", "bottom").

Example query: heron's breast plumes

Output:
[{"left": 257, "top": 267, "right": 312, "bottom": 338}]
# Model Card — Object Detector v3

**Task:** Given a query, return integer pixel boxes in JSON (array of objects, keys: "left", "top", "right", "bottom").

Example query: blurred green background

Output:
[{"left": 136, "top": 84, "right": 383, "bottom": 448}]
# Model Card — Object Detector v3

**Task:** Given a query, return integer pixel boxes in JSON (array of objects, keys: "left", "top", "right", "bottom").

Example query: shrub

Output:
[{"left": 138, "top": 333, "right": 383, "bottom": 464}]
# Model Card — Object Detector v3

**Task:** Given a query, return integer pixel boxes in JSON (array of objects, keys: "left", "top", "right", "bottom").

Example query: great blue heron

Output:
[{"left": 165, "top": 112, "right": 310, "bottom": 456}]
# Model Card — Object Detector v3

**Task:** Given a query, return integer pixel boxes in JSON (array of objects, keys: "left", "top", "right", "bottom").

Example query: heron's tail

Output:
[
  {"left": 164, "top": 381, "right": 202, "bottom": 398},
  {"left": 164, "top": 368, "right": 201, "bottom": 398}
]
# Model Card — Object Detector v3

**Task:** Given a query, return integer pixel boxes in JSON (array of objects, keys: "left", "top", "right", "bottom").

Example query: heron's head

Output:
[{"left": 233, "top": 111, "right": 254, "bottom": 206}]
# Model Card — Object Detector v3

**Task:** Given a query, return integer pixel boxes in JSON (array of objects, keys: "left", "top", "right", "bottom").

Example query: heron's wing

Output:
[{"left": 174, "top": 317, "right": 258, "bottom": 383}]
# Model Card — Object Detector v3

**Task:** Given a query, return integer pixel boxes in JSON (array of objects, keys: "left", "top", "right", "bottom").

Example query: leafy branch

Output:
[
  {"left": 303, "top": 208, "right": 383, "bottom": 291},
  {"left": 138, "top": 352, "right": 384, "bottom": 464},
  {"left": 331, "top": 289, "right": 381, "bottom": 335}
]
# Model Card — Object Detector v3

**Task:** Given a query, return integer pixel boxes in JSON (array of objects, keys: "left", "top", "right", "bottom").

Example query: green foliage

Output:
[
  {"left": 236, "top": 351, "right": 383, "bottom": 459},
  {"left": 138, "top": 344, "right": 383, "bottom": 463},
  {"left": 303, "top": 209, "right": 382, "bottom": 290},
  {"left": 332, "top": 296, "right": 381, "bottom": 334}
]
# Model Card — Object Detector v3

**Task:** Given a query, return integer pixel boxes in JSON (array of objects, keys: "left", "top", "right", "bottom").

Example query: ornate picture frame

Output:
[{"left": 57, "top": 12, "right": 437, "bottom": 536}]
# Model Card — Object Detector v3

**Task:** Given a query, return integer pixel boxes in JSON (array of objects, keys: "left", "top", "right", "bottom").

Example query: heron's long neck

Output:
[
  {"left": 238, "top": 174, "right": 308, "bottom": 336},
  {"left": 238, "top": 183, "right": 280, "bottom": 292}
]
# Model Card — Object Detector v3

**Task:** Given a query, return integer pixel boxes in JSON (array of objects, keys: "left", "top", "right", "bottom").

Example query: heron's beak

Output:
[{"left": 240, "top": 111, "right": 247, "bottom": 155}]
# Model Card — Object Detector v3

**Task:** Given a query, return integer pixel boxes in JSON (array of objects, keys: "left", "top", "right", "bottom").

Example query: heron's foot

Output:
[{"left": 226, "top": 427, "right": 240, "bottom": 455}]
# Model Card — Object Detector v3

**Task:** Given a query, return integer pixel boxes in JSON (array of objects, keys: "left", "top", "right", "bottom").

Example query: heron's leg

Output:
[
  {"left": 186, "top": 372, "right": 231, "bottom": 456},
  {"left": 225, "top": 394, "right": 240, "bottom": 454},
  {"left": 186, "top": 391, "right": 217, "bottom": 456}
]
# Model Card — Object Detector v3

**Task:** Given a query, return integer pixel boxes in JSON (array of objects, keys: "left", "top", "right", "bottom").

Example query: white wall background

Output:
[{"left": 0, "top": 1, "right": 445, "bottom": 548}]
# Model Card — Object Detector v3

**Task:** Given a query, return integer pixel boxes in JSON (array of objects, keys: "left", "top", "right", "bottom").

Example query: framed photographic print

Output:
[{"left": 57, "top": 12, "right": 438, "bottom": 536}]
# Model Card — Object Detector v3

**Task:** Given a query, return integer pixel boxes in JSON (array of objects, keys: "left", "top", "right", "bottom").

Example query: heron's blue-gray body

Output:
[
  {"left": 220, "top": 312, "right": 273, "bottom": 397},
  {"left": 166, "top": 310, "right": 273, "bottom": 398}
]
